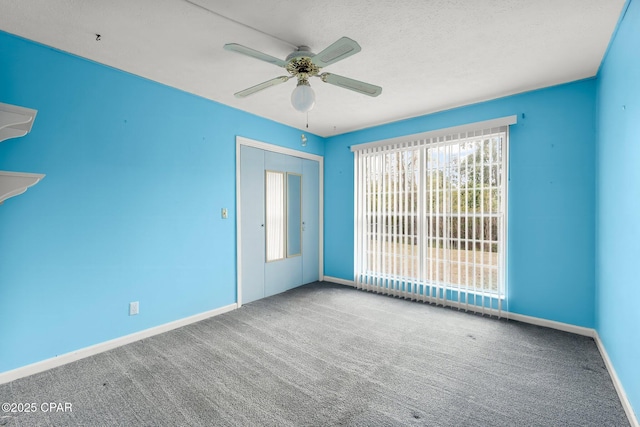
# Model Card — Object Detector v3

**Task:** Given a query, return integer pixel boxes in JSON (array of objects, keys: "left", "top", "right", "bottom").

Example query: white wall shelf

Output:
[
  {"left": 0, "top": 171, "right": 45, "bottom": 204},
  {"left": 0, "top": 102, "right": 38, "bottom": 143},
  {"left": 0, "top": 102, "right": 45, "bottom": 204}
]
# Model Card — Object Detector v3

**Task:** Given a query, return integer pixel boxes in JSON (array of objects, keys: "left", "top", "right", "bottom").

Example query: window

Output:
[{"left": 353, "top": 117, "right": 514, "bottom": 315}]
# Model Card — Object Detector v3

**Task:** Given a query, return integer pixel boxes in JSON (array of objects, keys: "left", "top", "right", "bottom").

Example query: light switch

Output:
[{"left": 221, "top": 208, "right": 228, "bottom": 219}]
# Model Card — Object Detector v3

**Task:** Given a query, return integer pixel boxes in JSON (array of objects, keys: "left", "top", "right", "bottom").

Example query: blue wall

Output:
[
  {"left": 0, "top": 31, "right": 323, "bottom": 373},
  {"left": 325, "top": 80, "right": 597, "bottom": 328},
  {"left": 596, "top": 0, "right": 640, "bottom": 417}
]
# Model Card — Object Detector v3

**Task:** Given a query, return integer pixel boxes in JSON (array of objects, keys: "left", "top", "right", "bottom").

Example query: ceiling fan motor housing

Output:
[{"left": 286, "top": 47, "right": 320, "bottom": 82}]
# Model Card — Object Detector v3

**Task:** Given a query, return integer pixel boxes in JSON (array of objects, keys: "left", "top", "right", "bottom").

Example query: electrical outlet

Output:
[
  {"left": 221, "top": 208, "right": 228, "bottom": 219},
  {"left": 129, "top": 301, "right": 139, "bottom": 316}
]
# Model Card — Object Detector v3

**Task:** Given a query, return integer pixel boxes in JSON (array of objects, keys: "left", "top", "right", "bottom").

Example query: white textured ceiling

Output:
[{"left": 0, "top": 0, "right": 625, "bottom": 137}]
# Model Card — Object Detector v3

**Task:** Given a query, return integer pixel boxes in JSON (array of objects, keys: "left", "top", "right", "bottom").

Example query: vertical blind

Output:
[{"left": 353, "top": 122, "right": 510, "bottom": 316}]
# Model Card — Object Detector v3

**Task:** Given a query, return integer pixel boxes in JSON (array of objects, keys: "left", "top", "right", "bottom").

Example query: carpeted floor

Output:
[{"left": 0, "top": 282, "right": 629, "bottom": 426}]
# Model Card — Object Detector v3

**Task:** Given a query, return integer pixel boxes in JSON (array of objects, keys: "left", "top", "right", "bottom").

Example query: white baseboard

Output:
[
  {"left": 323, "top": 276, "right": 356, "bottom": 287},
  {"left": 594, "top": 332, "right": 639, "bottom": 427},
  {"left": 504, "top": 312, "right": 595, "bottom": 337},
  {"left": 0, "top": 303, "right": 238, "bottom": 385}
]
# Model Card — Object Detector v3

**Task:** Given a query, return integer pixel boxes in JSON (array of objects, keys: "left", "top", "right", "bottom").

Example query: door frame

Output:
[{"left": 236, "top": 136, "right": 324, "bottom": 307}]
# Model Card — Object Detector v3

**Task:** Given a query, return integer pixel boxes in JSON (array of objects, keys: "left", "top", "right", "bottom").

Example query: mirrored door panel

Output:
[
  {"left": 287, "top": 173, "right": 302, "bottom": 258},
  {"left": 302, "top": 159, "right": 320, "bottom": 284}
]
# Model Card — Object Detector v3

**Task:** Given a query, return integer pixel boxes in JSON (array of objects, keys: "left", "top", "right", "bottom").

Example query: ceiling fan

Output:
[{"left": 223, "top": 37, "right": 382, "bottom": 113}]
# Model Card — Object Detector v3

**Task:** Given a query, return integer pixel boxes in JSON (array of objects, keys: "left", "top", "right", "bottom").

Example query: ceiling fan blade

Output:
[
  {"left": 224, "top": 43, "right": 288, "bottom": 68},
  {"left": 319, "top": 73, "right": 382, "bottom": 97},
  {"left": 311, "top": 37, "right": 361, "bottom": 68},
  {"left": 234, "top": 76, "right": 291, "bottom": 98}
]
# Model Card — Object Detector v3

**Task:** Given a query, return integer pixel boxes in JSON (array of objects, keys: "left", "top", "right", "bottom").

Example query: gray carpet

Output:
[{"left": 0, "top": 282, "right": 629, "bottom": 426}]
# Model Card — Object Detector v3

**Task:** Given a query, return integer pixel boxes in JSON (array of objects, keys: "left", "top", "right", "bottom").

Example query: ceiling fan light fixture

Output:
[{"left": 291, "top": 80, "right": 315, "bottom": 113}]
